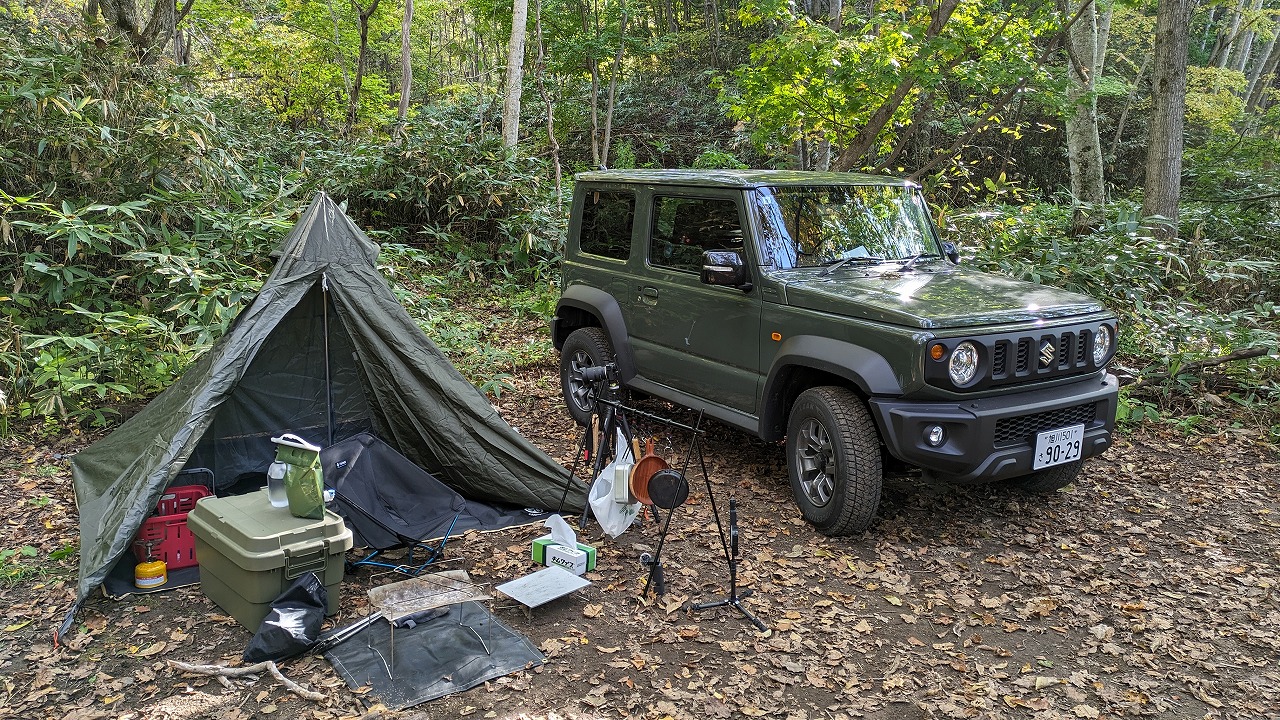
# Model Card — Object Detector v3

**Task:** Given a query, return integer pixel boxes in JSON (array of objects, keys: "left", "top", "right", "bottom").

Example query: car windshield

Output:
[{"left": 752, "top": 185, "right": 941, "bottom": 270}]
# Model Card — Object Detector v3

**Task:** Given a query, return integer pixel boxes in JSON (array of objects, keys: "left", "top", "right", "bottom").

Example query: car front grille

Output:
[
  {"left": 926, "top": 320, "right": 1113, "bottom": 392},
  {"left": 994, "top": 403, "right": 1098, "bottom": 447},
  {"left": 992, "top": 330, "right": 1094, "bottom": 380}
]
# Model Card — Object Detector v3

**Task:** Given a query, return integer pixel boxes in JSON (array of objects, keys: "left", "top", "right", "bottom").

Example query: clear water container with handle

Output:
[{"left": 266, "top": 460, "right": 289, "bottom": 508}]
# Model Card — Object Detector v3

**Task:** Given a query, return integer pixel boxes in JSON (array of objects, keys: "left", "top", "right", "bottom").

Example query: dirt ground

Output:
[{"left": 1, "top": 360, "right": 1278, "bottom": 720}]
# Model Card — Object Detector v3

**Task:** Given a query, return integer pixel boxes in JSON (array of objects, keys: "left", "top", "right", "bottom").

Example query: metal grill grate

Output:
[
  {"left": 994, "top": 403, "right": 1098, "bottom": 446},
  {"left": 1016, "top": 339, "right": 1031, "bottom": 374},
  {"left": 993, "top": 343, "right": 1007, "bottom": 376}
]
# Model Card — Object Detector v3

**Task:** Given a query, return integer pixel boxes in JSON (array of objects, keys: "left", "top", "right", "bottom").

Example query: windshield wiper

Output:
[
  {"left": 822, "top": 256, "right": 884, "bottom": 275},
  {"left": 897, "top": 253, "right": 940, "bottom": 272}
]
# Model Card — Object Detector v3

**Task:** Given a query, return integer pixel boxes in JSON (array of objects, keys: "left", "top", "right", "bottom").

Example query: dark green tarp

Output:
[{"left": 65, "top": 192, "right": 584, "bottom": 634}]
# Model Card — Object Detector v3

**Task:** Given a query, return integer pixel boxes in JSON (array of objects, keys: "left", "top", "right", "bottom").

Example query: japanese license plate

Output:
[{"left": 1032, "top": 424, "right": 1084, "bottom": 470}]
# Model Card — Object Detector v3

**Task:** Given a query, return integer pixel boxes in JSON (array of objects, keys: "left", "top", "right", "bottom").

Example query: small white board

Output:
[{"left": 496, "top": 566, "right": 591, "bottom": 608}]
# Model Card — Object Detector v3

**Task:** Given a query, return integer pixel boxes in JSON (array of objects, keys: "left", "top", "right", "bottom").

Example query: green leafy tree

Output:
[
  {"left": 725, "top": 0, "right": 1061, "bottom": 174},
  {"left": 189, "top": 0, "right": 399, "bottom": 130}
]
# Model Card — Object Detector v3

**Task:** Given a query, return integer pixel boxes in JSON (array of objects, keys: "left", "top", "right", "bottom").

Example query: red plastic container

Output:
[{"left": 131, "top": 485, "right": 213, "bottom": 570}]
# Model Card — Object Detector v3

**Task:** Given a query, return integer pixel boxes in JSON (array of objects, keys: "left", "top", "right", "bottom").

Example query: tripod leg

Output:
[{"left": 581, "top": 405, "right": 619, "bottom": 527}]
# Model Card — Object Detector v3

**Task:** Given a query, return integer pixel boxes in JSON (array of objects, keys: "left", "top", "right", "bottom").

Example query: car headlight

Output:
[
  {"left": 1092, "top": 324, "right": 1113, "bottom": 365},
  {"left": 948, "top": 341, "right": 979, "bottom": 386}
]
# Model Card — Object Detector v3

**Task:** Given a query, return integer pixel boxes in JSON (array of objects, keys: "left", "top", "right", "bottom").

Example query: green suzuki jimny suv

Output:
[{"left": 552, "top": 170, "right": 1118, "bottom": 536}]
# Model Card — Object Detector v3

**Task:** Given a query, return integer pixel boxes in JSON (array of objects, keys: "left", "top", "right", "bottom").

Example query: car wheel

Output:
[
  {"left": 559, "top": 327, "right": 615, "bottom": 426},
  {"left": 786, "top": 386, "right": 883, "bottom": 536},
  {"left": 1003, "top": 459, "right": 1082, "bottom": 493}
]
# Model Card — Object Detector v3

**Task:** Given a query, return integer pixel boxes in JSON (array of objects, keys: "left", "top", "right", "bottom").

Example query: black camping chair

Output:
[{"left": 322, "top": 433, "right": 466, "bottom": 577}]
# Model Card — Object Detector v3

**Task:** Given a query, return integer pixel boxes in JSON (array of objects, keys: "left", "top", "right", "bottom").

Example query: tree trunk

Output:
[
  {"left": 705, "top": 0, "right": 719, "bottom": 66},
  {"left": 1246, "top": 31, "right": 1280, "bottom": 111},
  {"left": 1141, "top": 0, "right": 1192, "bottom": 238},
  {"left": 502, "top": 0, "right": 529, "bottom": 148},
  {"left": 600, "top": 7, "right": 628, "bottom": 167},
  {"left": 827, "top": 0, "right": 842, "bottom": 31},
  {"left": 326, "top": 0, "right": 353, "bottom": 101},
  {"left": 534, "top": 0, "right": 563, "bottom": 205},
  {"left": 584, "top": 0, "right": 602, "bottom": 167},
  {"left": 1200, "top": 5, "right": 1218, "bottom": 53},
  {"left": 92, "top": 0, "right": 196, "bottom": 63},
  {"left": 832, "top": 0, "right": 961, "bottom": 170},
  {"left": 396, "top": 0, "right": 413, "bottom": 129},
  {"left": 1109, "top": 54, "right": 1149, "bottom": 158},
  {"left": 346, "top": 0, "right": 381, "bottom": 132},
  {"left": 1229, "top": 0, "right": 1263, "bottom": 72},
  {"left": 1061, "top": 0, "right": 1106, "bottom": 235},
  {"left": 1209, "top": 0, "right": 1246, "bottom": 68}
]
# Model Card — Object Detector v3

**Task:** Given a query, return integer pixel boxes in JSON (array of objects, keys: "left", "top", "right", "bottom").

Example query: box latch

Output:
[{"left": 283, "top": 539, "right": 329, "bottom": 579}]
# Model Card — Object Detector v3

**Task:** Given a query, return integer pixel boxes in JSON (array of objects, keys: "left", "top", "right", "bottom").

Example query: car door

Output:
[{"left": 622, "top": 192, "right": 762, "bottom": 414}]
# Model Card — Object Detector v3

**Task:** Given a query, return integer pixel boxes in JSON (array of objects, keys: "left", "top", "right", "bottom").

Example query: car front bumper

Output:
[{"left": 868, "top": 373, "right": 1118, "bottom": 484}]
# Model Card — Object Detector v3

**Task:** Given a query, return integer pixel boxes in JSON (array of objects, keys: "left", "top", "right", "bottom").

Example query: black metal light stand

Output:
[
  {"left": 639, "top": 410, "right": 703, "bottom": 599},
  {"left": 690, "top": 497, "right": 767, "bottom": 632}
]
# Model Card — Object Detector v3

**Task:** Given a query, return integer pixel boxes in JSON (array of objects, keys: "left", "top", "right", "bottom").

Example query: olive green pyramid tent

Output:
[{"left": 61, "top": 192, "right": 584, "bottom": 637}]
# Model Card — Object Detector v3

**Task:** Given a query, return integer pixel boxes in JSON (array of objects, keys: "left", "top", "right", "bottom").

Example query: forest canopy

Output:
[{"left": 0, "top": 0, "right": 1277, "bottom": 438}]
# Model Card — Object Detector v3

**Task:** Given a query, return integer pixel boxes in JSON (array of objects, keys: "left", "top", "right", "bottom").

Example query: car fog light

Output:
[
  {"left": 925, "top": 425, "right": 945, "bottom": 447},
  {"left": 948, "top": 341, "right": 979, "bottom": 386}
]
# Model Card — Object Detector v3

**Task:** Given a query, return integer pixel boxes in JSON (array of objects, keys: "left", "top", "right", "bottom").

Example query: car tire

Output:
[
  {"left": 786, "top": 386, "right": 883, "bottom": 536},
  {"left": 559, "top": 327, "right": 615, "bottom": 426},
  {"left": 1003, "top": 459, "right": 1083, "bottom": 493}
]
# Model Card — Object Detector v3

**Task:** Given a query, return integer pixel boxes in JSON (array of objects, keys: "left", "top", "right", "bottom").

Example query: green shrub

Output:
[
  {"left": 945, "top": 199, "right": 1279, "bottom": 435},
  {"left": 0, "top": 18, "right": 295, "bottom": 430},
  {"left": 305, "top": 98, "right": 566, "bottom": 283}
]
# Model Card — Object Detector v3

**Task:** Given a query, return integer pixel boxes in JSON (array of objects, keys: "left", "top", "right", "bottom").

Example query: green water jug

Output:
[{"left": 270, "top": 434, "right": 325, "bottom": 519}]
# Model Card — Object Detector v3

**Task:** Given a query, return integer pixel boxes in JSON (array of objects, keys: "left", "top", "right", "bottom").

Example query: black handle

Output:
[{"left": 729, "top": 498, "right": 738, "bottom": 556}]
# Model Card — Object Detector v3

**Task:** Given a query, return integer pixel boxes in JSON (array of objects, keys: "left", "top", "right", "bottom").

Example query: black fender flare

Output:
[
  {"left": 553, "top": 285, "right": 637, "bottom": 381},
  {"left": 760, "top": 335, "right": 902, "bottom": 440}
]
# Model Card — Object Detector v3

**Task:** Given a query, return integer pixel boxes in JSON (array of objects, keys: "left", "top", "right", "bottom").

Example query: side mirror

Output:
[
  {"left": 701, "top": 250, "right": 753, "bottom": 292},
  {"left": 942, "top": 241, "right": 960, "bottom": 264}
]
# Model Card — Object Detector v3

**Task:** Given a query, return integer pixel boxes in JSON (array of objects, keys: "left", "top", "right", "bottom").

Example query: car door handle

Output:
[{"left": 640, "top": 286, "right": 659, "bottom": 305}]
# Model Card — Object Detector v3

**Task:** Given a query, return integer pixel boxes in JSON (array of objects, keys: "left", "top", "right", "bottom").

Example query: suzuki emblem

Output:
[{"left": 1039, "top": 340, "right": 1056, "bottom": 368}]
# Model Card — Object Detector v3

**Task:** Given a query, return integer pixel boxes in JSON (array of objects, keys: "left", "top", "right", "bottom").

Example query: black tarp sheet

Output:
[
  {"left": 324, "top": 433, "right": 554, "bottom": 550},
  {"left": 324, "top": 601, "right": 543, "bottom": 710}
]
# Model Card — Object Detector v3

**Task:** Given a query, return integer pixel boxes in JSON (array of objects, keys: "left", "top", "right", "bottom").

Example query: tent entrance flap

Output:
[{"left": 185, "top": 282, "right": 373, "bottom": 492}]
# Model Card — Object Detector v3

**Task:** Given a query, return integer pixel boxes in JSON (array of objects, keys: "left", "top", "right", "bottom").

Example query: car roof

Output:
[{"left": 573, "top": 169, "right": 917, "bottom": 189}]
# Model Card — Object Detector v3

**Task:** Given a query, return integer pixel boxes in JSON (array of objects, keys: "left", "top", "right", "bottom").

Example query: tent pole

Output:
[{"left": 323, "top": 273, "right": 334, "bottom": 447}]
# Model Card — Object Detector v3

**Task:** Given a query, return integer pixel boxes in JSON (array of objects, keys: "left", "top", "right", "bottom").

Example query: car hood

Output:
[{"left": 775, "top": 264, "right": 1104, "bottom": 329}]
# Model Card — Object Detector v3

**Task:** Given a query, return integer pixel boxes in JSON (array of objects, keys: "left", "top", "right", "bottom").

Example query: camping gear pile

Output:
[
  {"left": 130, "top": 483, "right": 212, "bottom": 588},
  {"left": 64, "top": 192, "right": 587, "bottom": 629},
  {"left": 61, "top": 192, "right": 593, "bottom": 710},
  {"left": 187, "top": 490, "right": 353, "bottom": 630}
]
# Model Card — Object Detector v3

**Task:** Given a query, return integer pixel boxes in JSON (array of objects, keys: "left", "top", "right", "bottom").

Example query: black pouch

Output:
[{"left": 243, "top": 572, "right": 328, "bottom": 663}]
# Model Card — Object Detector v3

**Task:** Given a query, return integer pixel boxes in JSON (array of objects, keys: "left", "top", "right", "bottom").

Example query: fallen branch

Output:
[
  {"left": 1123, "top": 346, "right": 1273, "bottom": 391},
  {"left": 167, "top": 659, "right": 326, "bottom": 702}
]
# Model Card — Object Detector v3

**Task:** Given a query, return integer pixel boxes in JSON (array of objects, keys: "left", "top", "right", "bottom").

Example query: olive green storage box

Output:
[{"left": 187, "top": 490, "right": 353, "bottom": 631}]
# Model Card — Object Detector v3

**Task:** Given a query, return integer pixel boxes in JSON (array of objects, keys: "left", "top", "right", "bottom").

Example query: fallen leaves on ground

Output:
[{"left": 1, "top": 362, "right": 1278, "bottom": 720}]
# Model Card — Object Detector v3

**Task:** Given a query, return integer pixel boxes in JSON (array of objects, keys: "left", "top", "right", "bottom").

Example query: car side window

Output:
[
  {"left": 579, "top": 190, "right": 635, "bottom": 260},
  {"left": 649, "top": 196, "right": 743, "bottom": 273}
]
